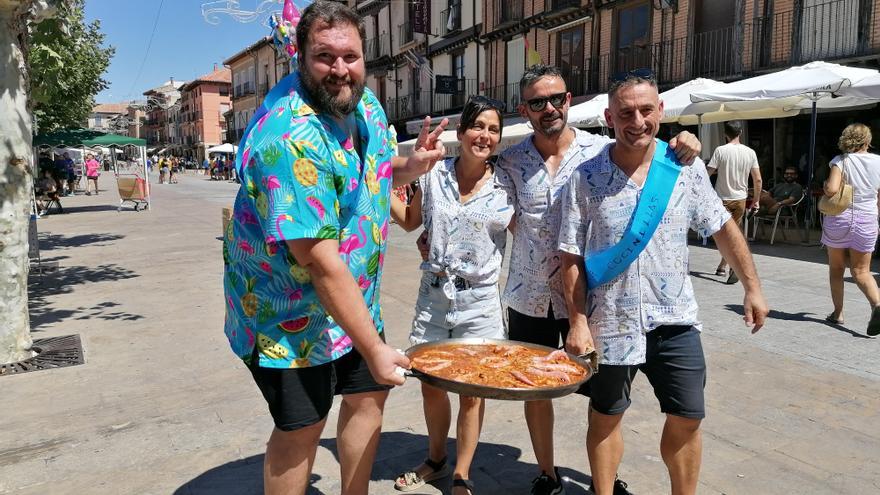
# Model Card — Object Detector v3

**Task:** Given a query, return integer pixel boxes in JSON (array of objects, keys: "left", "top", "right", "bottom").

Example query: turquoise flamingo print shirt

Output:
[{"left": 223, "top": 71, "right": 397, "bottom": 369}]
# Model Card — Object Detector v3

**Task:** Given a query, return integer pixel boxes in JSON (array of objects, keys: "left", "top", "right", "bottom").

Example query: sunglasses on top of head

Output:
[
  {"left": 525, "top": 92, "right": 568, "bottom": 112},
  {"left": 608, "top": 68, "right": 657, "bottom": 94},
  {"left": 609, "top": 68, "right": 657, "bottom": 83},
  {"left": 467, "top": 95, "right": 507, "bottom": 111}
]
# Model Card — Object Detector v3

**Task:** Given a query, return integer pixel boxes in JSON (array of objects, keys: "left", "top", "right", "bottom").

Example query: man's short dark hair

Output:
[
  {"left": 607, "top": 69, "right": 657, "bottom": 99},
  {"left": 724, "top": 121, "right": 743, "bottom": 139},
  {"left": 296, "top": 1, "right": 365, "bottom": 65},
  {"left": 520, "top": 64, "right": 565, "bottom": 94}
]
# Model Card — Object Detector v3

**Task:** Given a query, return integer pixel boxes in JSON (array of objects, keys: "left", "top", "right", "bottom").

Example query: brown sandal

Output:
[
  {"left": 393, "top": 456, "right": 451, "bottom": 492},
  {"left": 453, "top": 478, "right": 475, "bottom": 495}
]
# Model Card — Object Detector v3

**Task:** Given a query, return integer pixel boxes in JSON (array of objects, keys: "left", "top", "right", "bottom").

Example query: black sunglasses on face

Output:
[
  {"left": 526, "top": 92, "right": 568, "bottom": 112},
  {"left": 468, "top": 95, "right": 506, "bottom": 111}
]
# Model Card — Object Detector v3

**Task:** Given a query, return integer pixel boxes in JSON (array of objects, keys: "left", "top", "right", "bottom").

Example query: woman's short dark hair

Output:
[{"left": 457, "top": 96, "right": 504, "bottom": 137}]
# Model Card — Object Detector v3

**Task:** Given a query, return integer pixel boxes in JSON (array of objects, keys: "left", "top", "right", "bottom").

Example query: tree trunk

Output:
[{"left": 0, "top": 0, "right": 36, "bottom": 364}]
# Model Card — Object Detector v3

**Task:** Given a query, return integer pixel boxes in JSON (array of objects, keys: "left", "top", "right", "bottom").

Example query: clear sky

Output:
[{"left": 85, "top": 0, "right": 280, "bottom": 103}]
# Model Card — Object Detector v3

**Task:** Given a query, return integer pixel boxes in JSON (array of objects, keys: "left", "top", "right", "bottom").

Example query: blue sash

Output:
[{"left": 585, "top": 140, "right": 682, "bottom": 289}]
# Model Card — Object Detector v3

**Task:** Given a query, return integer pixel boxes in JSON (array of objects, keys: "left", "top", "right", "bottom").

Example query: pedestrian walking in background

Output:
[
  {"left": 389, "top": 96, "right": 512, "bottom": 495},
  {"left": 707, "top": 121, "right": 762, "bottom": 284},
  {"left": 84, "top": 153, "right": 101, "bottom": 195},
  {"left": 169, "top": 157, "right": 179, "bottom": 184},
  {"left": 821, "top": 123, "right": 880, "bottom": 335},
  {"left": 158, "top": 157, "right": 169, "bottom": 184}
]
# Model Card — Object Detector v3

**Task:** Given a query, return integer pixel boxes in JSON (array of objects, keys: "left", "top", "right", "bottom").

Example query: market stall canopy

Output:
[
  {"left": 34, "top": 128, "right": 146, "bottom": 148},
  {"left": 568, "top": 94, "right": 609, "bottom": 128},
  {"left": 207, "top": 143, "right": 238, "bottom": 154},
  {"left": 397, "top": 123, "right": 535, "bottom": 157},
  {"left": 96, "top": 146, "right": 124, "bottom": 154}
]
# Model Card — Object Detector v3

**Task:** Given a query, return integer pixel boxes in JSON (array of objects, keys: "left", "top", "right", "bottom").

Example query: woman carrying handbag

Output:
[{"left": 820, "top": 123, "right": 880, "bottom": 335}]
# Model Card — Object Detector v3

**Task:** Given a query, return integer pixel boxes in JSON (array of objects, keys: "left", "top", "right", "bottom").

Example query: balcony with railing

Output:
[
  {"left": 483, "top": 82, "right": 522, "bottom": 114},
  {"left": 749, "top": 0, "right": 878, "bottom": 71},
  {"left": 495, "top": 0, "right": 523, "bottom": 29},
  {"left": 365, "top": 33, "right": 392, "bottom": 62},
  {"left": 233, "top": 82, "right": 255, "bottom": 99},
  {"left": 399, "top": 20, "right": 415, "bottom": 46},
  {"left": 546, "top": 0, "right": 580, "bottom": 13},
  {"left": 440, "top": 2, "right": 462, "bottom": 36},
  {"left": 384, "top": 91, "right": 432, "bottom": 122},
  {"left": 433, "top": 78, "right": 477, "bottom": 114}
]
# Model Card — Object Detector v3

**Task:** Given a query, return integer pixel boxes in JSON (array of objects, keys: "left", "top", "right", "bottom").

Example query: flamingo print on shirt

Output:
[{"left": 339, "top": 215, "right": 370, "bottom": 261}]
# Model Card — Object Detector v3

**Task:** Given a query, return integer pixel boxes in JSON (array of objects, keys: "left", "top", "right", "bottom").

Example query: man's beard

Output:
[
  {"left": 532, "top": 109, "right": 566, "bottom": 137},
  {"left": 300, "top": 67, "right": 365, "bottom": 118}
]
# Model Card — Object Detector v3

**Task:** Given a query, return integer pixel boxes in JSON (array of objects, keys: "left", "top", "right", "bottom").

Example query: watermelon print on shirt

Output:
[{"left": 223, "top": 71, "right": 397, "bottom": 369}]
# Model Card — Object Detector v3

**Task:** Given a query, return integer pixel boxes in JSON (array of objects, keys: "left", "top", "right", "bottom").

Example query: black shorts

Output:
[
  {"left": 507, "top": 304, "right": 570, "bottom": 348},
  {"left": 248, "top": 344, "right": 392, "bottom": 431},
  {"left": 589, "top": 325, "right": 706, "bottom": 419},
  {"left": 507, "top": 304, "right": 589, "bottom": 396}
]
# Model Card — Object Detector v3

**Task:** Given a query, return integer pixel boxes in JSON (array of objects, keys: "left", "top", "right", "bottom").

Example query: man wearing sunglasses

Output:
[
  {"left": 558, "top": 72, "right": 767, "bottom": 495},
  {"left": 493, "top": 65, "right": 702, "bottom": 495}
]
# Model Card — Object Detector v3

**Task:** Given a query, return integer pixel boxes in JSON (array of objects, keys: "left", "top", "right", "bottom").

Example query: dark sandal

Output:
[
  {"left": 452, "top": 478, "right": 475, "bottom": 494},
  {"left": 825, "top": 313, "right": 844, "bottom": 325},
  {"left": 867, "top": 306, "right": 880, "bottom": 336},
  {"left": 394, "top": 456, "right": 451, "bottom": 492}
]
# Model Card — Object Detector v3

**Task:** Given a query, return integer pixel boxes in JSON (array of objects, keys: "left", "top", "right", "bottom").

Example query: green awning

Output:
[{"left": 33, "top": 128, "right": 146, "bottom": 148}]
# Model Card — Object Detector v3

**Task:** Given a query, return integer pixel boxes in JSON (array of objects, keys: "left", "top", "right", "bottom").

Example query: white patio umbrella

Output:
[
  {"left": 689, "top": 61, "right": 879, "bottom": 107},
  {"left": 568, "top": 94, "right": 609, "bottom": 128},
  {"left": 838, "top": 73, "right": 880, "bottom": 100},
  {"left": 398, "top": 122, "right": 535, "bottom": 157},
  {"left": 691, "top": 61, "right": 880, "bottom": 235},
  {"left": 207, "top": 143, "right": 238, "bottom": 154},
  {"left": 658, "top": 78, "right": 800, "bottom": 125}
]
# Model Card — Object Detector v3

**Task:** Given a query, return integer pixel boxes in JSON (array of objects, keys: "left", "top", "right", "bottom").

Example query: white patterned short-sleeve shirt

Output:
[
  {"left": 420, "top": 158, "right": 515, "bottom": 286},
  {"left": 557, "top": 143, "right": 730, "bottom": 365},
  {"left": 496, "top": 128, "right": 611, "bottom": 318}
]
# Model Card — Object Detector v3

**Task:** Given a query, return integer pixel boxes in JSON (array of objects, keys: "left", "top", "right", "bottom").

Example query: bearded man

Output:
[{"left": 222, "top": 2, "right": 446, "bottom": 494}]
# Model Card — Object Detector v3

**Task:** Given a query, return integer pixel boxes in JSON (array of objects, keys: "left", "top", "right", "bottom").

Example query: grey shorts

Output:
[{"left": 410, "top": 273, "right": 505, "bottom": 345}]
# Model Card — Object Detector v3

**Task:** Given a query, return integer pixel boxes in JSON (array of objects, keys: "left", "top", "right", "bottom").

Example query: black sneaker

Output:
[
  {"left": 530, "top": 467, "right": 565, "bottom": 495},
  {"left": 588, "top": 476, "right": 632, "bottom": 495}
]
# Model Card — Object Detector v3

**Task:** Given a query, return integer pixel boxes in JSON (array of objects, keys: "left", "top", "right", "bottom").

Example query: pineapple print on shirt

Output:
[{"left": 223, "top": 71, "right": 397, "bottom": 369}]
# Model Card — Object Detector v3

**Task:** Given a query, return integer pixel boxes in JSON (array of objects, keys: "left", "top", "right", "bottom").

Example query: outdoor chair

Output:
[
  {"left": 117, "top": 176, "right": 150, "bottom": 212},
  {"left": 36, "top": 190, "right": 63, "bottom": 216},
  {"left": 750, "top": 192, "right": 806, "bottom": 245}
]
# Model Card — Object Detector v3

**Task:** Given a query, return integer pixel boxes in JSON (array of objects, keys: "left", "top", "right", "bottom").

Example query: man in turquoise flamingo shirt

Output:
[{"left": 223, "top": 2, "right": 447, "bottom": 493}]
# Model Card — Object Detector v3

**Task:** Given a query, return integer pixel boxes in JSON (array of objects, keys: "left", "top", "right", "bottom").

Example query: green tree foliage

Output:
[{"left": 28, "top": 0, "right": 114, "bottom": 132}]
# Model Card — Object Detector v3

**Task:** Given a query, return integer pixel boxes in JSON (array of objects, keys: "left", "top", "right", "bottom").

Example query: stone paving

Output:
[{"left": 1, "top": 171, "right": 878, "bottom": 494}]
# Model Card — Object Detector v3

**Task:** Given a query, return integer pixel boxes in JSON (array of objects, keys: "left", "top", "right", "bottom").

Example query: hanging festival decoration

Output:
[
  {"left": 201, "top": 0, "right": 313, "bottom": 174},
  {"left": 269, "top": 0, "right": 301, "bottom": 61},
  {"left": 201, "top": 0, "right": 280, "bottom": 26}
]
